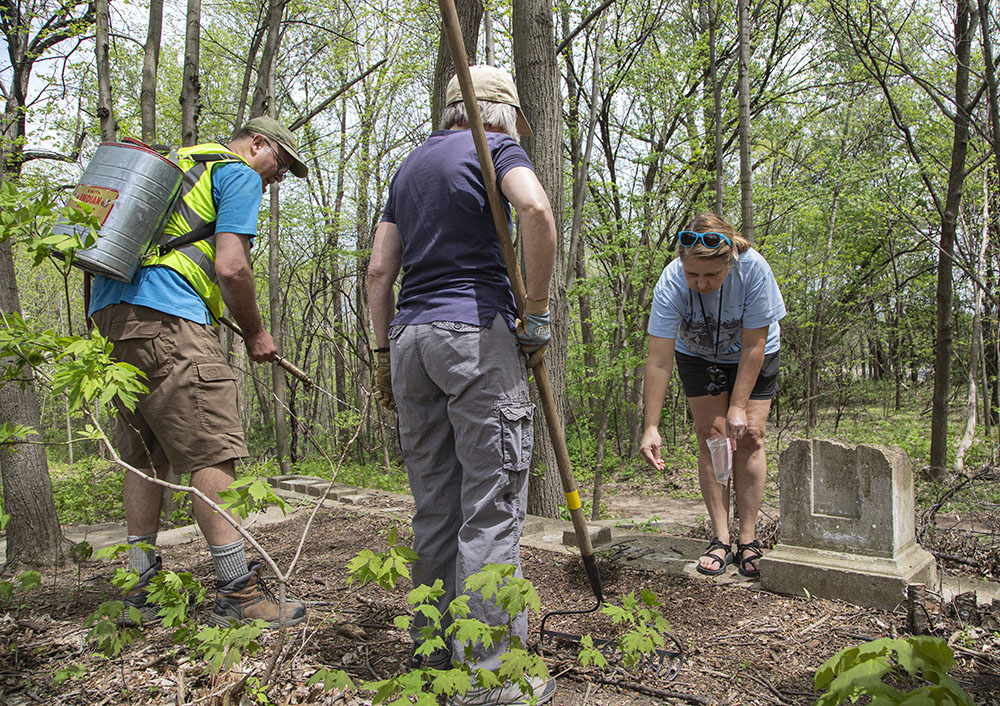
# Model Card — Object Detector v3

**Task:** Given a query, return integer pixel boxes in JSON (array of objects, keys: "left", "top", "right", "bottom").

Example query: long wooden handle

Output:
[
  {"left": 437, "top": 0, "right": 602, "bottom": 603},
  {"left": 218, "top": 315, "right": 315, "bottom": 388}
]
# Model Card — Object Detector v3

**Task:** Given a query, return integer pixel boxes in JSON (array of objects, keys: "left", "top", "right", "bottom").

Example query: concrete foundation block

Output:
[
  {"left": 761, "top": 540, "right": 937, "bottom": 611},
  {"left": 562, "top": 525, "right": 612, "bottom": 548}
]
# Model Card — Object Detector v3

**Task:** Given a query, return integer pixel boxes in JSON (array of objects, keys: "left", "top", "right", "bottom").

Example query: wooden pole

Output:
[{"left": 437, "top": 0, "right": 602, "bottom": 603}]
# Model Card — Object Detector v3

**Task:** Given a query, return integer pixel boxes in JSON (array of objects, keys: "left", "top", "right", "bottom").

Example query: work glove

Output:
[
  {"left": 516, "top": 299, "right": 550, "bottom": 369},
  {"left": 374, "top": 350, "right": 395, "bottom": 411}
]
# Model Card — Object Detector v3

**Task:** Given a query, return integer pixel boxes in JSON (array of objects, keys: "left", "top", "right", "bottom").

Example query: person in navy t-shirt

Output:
[
  {"left": 640, "top": 213, "right": 785, "bottom": 580},
  {"left": 367, "top": 66, "right": 557, "bottom": 705}
]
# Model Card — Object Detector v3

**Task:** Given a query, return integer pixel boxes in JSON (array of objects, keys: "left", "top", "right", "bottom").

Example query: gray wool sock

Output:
[
  {"left": 210, "top": 540, "right": 249, "bottom": 585},
  {"left": 127, "top": 534, "right": 158, "bottom": 575}
]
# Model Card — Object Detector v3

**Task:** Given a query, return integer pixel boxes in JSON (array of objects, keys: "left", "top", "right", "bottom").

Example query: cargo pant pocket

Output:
[
  {"left": 106, "top": 319, "right": 171, "bottom": 379},
  {"left": 497, "top": 400, "right": 534, "bottom": 473},
  {"left": 194, "top": 361, "right": 242, "bottom": 433}
]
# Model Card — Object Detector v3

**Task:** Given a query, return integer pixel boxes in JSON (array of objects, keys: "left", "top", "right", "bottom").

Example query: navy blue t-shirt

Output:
[{"left": 381, "top": 129, "right": 534, "bottom": 331}]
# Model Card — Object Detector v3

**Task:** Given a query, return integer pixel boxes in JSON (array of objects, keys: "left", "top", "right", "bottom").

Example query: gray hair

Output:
[{"left": 440, "top": 100, "right": 519, "bottom": 139}]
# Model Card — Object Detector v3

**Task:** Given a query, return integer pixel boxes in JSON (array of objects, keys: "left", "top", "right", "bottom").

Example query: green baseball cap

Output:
[
  {"left": 242, "top": 116, "right": 308, "bottom": 178},
  {"left": 445, "top": 65, "right": 532, "bottom": 137}
]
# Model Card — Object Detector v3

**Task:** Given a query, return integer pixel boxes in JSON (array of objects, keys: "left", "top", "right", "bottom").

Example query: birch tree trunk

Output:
[
  {"left": 807, "top": 185, "right": 840, "bottom": 432},
  {"left": 95, "top": 0, "right": 115, "bottom": 142}
]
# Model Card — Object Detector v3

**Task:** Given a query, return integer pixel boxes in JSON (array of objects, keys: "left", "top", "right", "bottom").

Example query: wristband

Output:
[{"left": 373, "top": 346, "right": 389, "bottom": 353}]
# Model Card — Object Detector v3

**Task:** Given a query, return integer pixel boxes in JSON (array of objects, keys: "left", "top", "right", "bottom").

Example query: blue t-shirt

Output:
[
  {"left": 381, "top": 129, "right": 534, "bottom": 331},
  {"left": 88, "top": 161, "right": 263, "bottom": 324},
  {"left": 647, "top": 248, "right": 785, "bottom": 364}
]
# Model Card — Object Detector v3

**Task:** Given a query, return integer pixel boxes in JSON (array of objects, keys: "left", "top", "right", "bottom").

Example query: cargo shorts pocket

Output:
[
  {"left": 497, "top": 400, "right": 534, "bottom": 473},
  {"left": 194, "top": 361, "right": 242, "bottom": 433},
  {"left": 106, "top": 319, "right": 170, "bottom": 378}
]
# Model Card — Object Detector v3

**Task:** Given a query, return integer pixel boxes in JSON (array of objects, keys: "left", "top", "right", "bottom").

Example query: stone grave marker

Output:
[{"left": 761, "top": 438, "right": 936, "bottom": 610}]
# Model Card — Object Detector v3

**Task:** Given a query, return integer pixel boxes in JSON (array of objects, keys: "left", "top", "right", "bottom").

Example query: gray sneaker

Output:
[
  {"left": 448, "top": 674, "right": 556, "bottom": 705},
  {"left": 408, "top": 643, "right": 452, "bottom": 670},
  {"left": 210, "top": 561, "right": 306, "bottom": 628},
  {"left": 120, "top": 556, "right": 162, "bottom": 627}
]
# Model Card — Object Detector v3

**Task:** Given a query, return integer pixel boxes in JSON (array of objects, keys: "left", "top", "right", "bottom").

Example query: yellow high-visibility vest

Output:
[{"left": 143, "top": 143, "right": 252, "bottom": 321}]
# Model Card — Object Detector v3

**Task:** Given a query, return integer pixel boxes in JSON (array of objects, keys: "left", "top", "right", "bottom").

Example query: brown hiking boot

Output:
[
  {"left": 120, "top": 556, "right": 162, "bottom": 627},
  {"left": 209, "top": 561, "right": 307, "bottom": 628}
]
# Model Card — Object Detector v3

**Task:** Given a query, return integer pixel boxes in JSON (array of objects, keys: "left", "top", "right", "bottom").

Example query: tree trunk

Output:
[
  {"left": 514, "top": 0, "right": 563, "bottom": 519},
  {"left": 95, "top": 0, "right": 115, "bottom": 142},
  {"left": 432, "top": 0, "right": 481, "bottom": 129},
  {"left": 267, "top": 66, "right": 290, "bottom": 474},
  {"left": 929, "top": 0, "right": 974, "bottom": 479},
  {"left": 955, "top": 196, "right": 989, "bottom": 473},
  {"left": 141, "top": 0, "right": 163, "bottom": 143},
  {"left": 0, "top": 239, "right": 71, "bottom": 573},
  {"left": 249, "top": 0, "right": 287, "bottom": 120},
  {"left": 180, "top": 0, "right": 202, "bottom": 146},
  {"left": 708, "top": 0, "right": 724, "bottom": 215},
  {"left": 736, "top": 0, "right": 754, "bottom": 239},
  {"left": 807, "top": 185, "right": 840, "bottom": 432}
]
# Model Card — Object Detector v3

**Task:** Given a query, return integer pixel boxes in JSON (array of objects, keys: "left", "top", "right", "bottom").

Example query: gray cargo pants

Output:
[{"left": 390, "top": 315, "right": 533, "bottom": 671}]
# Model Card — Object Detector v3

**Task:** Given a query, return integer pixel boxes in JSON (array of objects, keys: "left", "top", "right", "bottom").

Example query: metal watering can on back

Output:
[{"left": 53, "top": 138, "right": 183, "bottom": 283}]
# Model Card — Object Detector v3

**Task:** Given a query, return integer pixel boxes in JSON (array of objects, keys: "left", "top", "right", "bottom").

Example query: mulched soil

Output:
[{"left": 3, "top": 497, "right": 1000, "bottom": 706}]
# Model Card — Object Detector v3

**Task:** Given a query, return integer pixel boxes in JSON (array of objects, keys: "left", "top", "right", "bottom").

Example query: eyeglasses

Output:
[
  {"left": 678, "top": 231, "right": 732, "bottom": 249},
  {"left": 262, "top": 139, "right": 291, "bottom": 177}
]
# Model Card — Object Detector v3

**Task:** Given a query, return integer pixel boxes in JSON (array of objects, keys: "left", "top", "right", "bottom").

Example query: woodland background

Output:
[{"left": 1, "top": 0, "right": 999, "bottom": 571}]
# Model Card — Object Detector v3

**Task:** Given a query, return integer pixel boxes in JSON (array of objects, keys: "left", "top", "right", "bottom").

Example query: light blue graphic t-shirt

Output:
[
  {"left": 88, "top": 161, "right": 262, "bottom": 324},
  {"left": 647, "top": 248, "right": 785, "bottom": 364}
]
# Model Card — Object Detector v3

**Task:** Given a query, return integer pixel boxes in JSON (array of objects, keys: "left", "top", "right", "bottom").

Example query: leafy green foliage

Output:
[
  {"left": 193, "top": 621, "right": 267, "bottom": 674},
  {"left": 0, "top": 569, "right": 42, "bottom": 609},
  {"left": 50, "top": 458, "right": 126, "bottom": 525},
  {"left": 307, "top": 667, "right": 356, "bottom": 693},
  {"left": 53, "top": 663, "right": 89, "bottom": 684},
  {"left": 290, "top": 456, "right": 410, "bottom": 494},
  {"left": 218, "top": 476, "right": 290, "bottom": 520},
  {"left": 0, "top": 422, "right": 38, "bottom": 445},
  {"left": 0, "top": 311, "right": 147, "bottom": 414},
  {"left": 346, "top": 525, "right": 418, "bottom": 589},
  {"left": 601, "top": 589, "right": 673, "bottom": 670},
  {"left": 84, "top": 600, "right": 143, "bottom": 657},
  {"left": 814, "top": 636, "right": 974, "bottom": 705},
  {"left": 146, "top": 570, "right": 206, "bottom": 628}
]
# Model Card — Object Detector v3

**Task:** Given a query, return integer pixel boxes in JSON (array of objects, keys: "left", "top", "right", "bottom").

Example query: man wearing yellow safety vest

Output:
[{"left": 89, "top": 117, "right": 308, "bottom": 628}]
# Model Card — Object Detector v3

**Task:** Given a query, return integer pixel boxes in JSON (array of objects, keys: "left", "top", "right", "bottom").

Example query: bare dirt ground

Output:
[{"left": 3, "top": 492, "right": 1000, "bottom": 706}]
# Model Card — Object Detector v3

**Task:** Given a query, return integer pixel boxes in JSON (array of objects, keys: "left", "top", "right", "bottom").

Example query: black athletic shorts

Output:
[{"left": 675, "top": 350, "right": 780, "bottom": 400}]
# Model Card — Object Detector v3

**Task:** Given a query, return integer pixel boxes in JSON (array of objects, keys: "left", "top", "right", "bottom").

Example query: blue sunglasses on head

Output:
[{"left": 678, "top": 231, "right": 732, "bottom": 248}]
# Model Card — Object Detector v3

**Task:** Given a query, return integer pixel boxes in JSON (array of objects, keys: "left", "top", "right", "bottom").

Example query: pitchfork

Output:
[{"left": 438, "top": 0, "right": 682, "bottom": 680}]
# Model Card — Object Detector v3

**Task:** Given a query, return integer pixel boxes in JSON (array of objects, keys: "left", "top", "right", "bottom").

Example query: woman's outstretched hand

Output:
[{"left": 640, "top": 427, "right": 666, "bottom": 471}]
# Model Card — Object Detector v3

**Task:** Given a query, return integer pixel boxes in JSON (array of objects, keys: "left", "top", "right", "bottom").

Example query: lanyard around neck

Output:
[{"left": 696, "top": 285, "right": 724, "bottom": 363}]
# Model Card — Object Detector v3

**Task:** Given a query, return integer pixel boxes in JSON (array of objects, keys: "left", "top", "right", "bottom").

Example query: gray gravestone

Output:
[{"left": 761, "top": 439, "right": 936, "bottom": 610}]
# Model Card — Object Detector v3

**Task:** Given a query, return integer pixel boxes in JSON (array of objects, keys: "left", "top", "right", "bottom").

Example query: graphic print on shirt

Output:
[{"left": 677, "top": 292, "right": 744, "bottom": 359}]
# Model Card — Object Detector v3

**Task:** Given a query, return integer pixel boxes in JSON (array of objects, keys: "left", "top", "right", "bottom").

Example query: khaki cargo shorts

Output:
[{"left": 91, "top": 303, "right": 248, "bottom": 474}]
